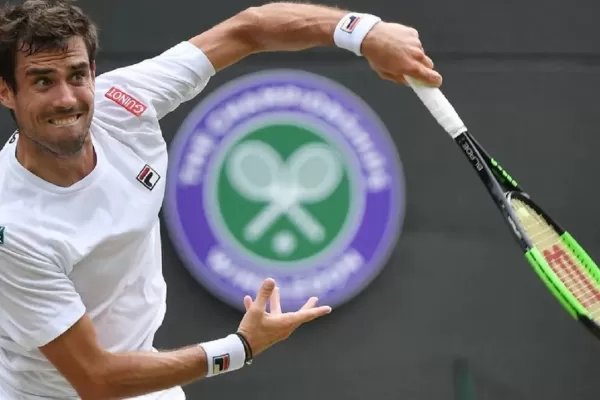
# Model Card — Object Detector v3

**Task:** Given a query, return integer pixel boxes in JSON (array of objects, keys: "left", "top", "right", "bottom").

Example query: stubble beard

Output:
[{"left": 18, "top": 117, "right": 92, "bottom": 158}]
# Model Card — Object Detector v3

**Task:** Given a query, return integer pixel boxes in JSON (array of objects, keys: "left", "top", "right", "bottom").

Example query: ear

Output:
[{"left": 0, "top": 78, "right": 15, "bottom": 110}]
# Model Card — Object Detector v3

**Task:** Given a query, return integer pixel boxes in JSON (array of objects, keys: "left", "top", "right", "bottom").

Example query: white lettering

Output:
[
  {"left": 288, "top": 249, "right": 364, "bottom": 298},
  {"left": 206, "top": 248, "right": 265, "bottom": 293},
  {"left": 178, "top": 133, "right": 215, "bottom": 185},
  {"left": 185, "top": 84, "right": 392, "bottom": 191},
  {"left": 105, "top": 87, "right": 147, "bottom": 116},
  {"left": 206, "top": 246, "right": 365, "bottom": 300}
]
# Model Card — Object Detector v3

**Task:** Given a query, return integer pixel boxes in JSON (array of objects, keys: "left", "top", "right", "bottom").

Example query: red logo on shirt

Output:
[{"left": 105, "top": 87, "right": 147, "bottom": 117}]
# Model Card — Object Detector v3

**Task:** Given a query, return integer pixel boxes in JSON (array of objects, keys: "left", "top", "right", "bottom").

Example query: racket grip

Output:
[{"left": 404, "top": 76, "right": 467, "bottom": 138}]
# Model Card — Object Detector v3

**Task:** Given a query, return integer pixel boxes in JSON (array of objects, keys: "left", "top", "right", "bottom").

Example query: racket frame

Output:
[
  {"left": 404, "top": 76, "right": 600, "bottom": 339},
  {"left": 456, "top": 130, "right": 600, "bottom": 338}
]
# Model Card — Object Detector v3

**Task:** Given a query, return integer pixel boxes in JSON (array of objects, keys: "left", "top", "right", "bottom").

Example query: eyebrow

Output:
[{"left": 25, "top": 62, "right": 90, "bottom": 77}]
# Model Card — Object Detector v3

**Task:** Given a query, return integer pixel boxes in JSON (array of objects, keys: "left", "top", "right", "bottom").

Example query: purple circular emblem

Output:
[{"left": 165, "top": 69, "right": 405, "bottom": 312}]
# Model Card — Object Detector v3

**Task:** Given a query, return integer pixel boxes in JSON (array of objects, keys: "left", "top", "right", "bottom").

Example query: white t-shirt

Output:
[{"left": 0, "top": 41, "right": 216, "bottom": 399}]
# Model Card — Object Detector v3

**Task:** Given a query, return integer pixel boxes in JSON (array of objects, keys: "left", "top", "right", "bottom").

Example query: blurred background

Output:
[{"left": 3, "top": 0, "right": 600, "bottom": 399}]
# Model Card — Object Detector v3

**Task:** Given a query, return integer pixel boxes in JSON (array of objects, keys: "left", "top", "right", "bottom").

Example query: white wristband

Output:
[
  {"left": 199, "top": 334, "right": 246, "bottom": 377},
  {"left": 334, "top": 12, "right": 381, "bottom": 56}
]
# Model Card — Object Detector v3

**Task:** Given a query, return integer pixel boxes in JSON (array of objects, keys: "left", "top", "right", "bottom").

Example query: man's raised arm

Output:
[{"left": 189, "top": 2, "right": 442, "bottom": 86}]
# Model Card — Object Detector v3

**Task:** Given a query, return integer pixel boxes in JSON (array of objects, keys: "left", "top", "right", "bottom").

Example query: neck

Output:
[{"left": 15, "top": 133, "right": 96, "bottom": 187}]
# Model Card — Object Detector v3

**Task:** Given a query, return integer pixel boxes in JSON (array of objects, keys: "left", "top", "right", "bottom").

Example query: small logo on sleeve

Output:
[
  {"left": 212, "top": 354, "right": 230, "bottom": 374},
  {"left": 105, "top": 87, "right": 147, "bottom": 117},
  {"left": 137, "top": 165, "right": 161, "bottom": 191},
  {"left": 0, "top": 226, "right": 5, "bottom": 244},
  {"left": 340, "top": 14, "right": 362, "bottom": 33}
]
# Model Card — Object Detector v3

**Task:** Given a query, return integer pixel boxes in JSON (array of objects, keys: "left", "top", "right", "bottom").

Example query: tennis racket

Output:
[{"left": 404, "top": 76, "right": 600, "bottom": 340}]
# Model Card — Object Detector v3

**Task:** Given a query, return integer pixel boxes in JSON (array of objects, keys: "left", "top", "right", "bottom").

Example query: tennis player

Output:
[{"left": 0, "top": 0, "right": 441, "bottom": 399}]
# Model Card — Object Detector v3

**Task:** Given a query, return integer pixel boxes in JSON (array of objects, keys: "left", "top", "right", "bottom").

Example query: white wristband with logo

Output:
[
  {"left": 199, "top": 334, "right": 246, "bottom": 377},
  {"left": 334, "top": 12, "right": 382, "bottom": 56}
]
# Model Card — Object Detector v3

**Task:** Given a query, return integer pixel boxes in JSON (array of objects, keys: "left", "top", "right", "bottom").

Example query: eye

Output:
[
  {"left": 71, "top": 71, "right": 87, "bottom": 82},
  {"left": 34, "top": 77, "right": 51, "bottom": 87}
]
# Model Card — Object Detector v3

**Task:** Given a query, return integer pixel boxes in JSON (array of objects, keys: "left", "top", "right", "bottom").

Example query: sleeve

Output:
[
  {"left": 94, "top": 41, "right": 216, "bottom": 122},
  {"left": 0, "top": 246, "right": 87, "bottom": 351}
]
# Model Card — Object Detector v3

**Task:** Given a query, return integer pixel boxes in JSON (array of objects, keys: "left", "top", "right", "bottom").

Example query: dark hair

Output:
[{"left": 0, "top": 0, "right": 98, "bottom": 91}]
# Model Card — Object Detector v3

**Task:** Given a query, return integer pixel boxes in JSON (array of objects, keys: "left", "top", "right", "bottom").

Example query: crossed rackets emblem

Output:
[{"left": 226, "top": 140, "right": 344, "bottom": 250}]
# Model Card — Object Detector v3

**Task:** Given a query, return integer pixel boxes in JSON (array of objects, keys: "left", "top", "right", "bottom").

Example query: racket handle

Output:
[{"left": 404, "top": 76, "right": 467, "bottom": 138}]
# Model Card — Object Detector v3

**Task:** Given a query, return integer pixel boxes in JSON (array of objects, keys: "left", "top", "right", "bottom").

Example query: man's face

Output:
[{"left": 0, "top": 36, "right": 96, "bottom": 156}]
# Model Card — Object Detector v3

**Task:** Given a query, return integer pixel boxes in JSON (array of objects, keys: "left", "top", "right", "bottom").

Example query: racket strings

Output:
[{"left": 511, "top": 199, "right": 600, "bottom": 321}]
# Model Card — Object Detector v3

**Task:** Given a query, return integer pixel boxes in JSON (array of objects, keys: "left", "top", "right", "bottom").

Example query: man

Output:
[{"left": 0, "top": 0, "right": 441, "bottom": 399}]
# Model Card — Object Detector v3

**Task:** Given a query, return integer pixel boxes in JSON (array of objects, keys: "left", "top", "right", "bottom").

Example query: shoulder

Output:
[
  {"left": 0, "top": 130, "right": 18, "bottom": 162},
  {"left": 92, "top": 72, "right": 159, "bottom": 132},
  {"left": 0, "top": 204, "right": 61, "bottom": 269},
  {"left": 95, "top": 40, "right": 215, "bottom": 88},
  {"left": 90, "top": 42, "right": 215, "bottom": 157},
  {"left": 0, "top": 170, "right": 69, "bottom": 271},
  {"left": 92, "top": 41, "right": 215, "bottom": 124},
  {"left": 0, "top": 204, "right": 86, "bottom": 350}
]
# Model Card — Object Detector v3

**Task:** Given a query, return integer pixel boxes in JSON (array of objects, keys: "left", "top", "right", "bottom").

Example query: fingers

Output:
[
  {"left": 300, "top": 296, "right": 319, "bottom": 310},
  {"left": 244, "top": 295, "right": 253, "bottom": 311},
  {"left": 296, "top": 305, "right": 332, "bottom": 324},
  {"left": 405, "top": 26, "right": 419, "bottom": 38},
  {"left": 406, "top": 47, "right": 440, "bottom": 86},
  {"left": 410, "top": 63, "right": 442, "bottom": 87},
  {"left": 423, "top": 55, "right": 434, "bottom": 70},
  {"left": 384, "top": 63, "right": 441, "bottom": 88},
  {"left": 403, "top": 26, "right": 422, "bottom": 50},
  {"left": 384, "top": 24, "right": 442, "bottom": 87},
  {"left": 270, "top": 287, "right": 282, "bottom": 314},
  {"left": 410, "top": 47, "right": 434, "bottom": 69},
  {"left": 374, "top": 45, "right": 441, "bottom": 87},
  {"left": 291, "top": 297, "right": 331, "bottom": 324},
  {"left": 253, "top": 278, "right": 276, "bottom": 310}
]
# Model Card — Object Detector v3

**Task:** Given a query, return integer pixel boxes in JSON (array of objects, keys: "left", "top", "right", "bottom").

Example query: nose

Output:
[{"left": 51, "top": 82, "right": 78, "bottom": 110}]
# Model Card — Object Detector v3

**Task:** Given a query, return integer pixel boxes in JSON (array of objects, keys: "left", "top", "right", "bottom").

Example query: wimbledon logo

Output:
[{"left": 165, "top": 70, "right": 406, "bottom": 312}]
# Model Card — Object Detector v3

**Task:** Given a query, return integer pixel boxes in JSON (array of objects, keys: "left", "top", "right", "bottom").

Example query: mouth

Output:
[{"left": 49, "top": 114, "right": 82, "bottom": 127}]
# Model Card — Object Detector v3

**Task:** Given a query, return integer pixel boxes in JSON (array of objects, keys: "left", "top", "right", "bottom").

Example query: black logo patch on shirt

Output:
[
  {"left": 8, "top": 131, "right": 18, "bottom": 144},
  {"left": 137, "top": 165, "right": 161, "bottom": 191},
  {"left": 0, "top": 226, "right": 5, "bottom": 244}
]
